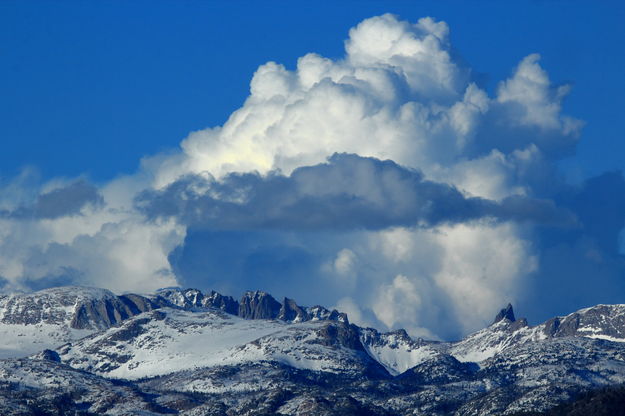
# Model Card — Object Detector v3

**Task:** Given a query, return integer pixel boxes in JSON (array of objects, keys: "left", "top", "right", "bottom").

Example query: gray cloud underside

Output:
[
  {"left": 137, "top": 153, "right": 575, "bottom": 231},
  {"left": 1, "top": 180, "right": 103, "bottom": 220}
]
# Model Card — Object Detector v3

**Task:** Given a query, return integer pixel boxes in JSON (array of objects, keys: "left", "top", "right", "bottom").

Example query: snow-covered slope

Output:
[
  {"left": 58, "top": 307, "right": 383, "bottom": 382},
  {"left": 0, "top": 356, "right": 166, "bottom": 415},
  {"left": 449, "top": 303, "right": 625, "bottom": 364},
  {"left": 1, "top": 285, "right": 625, "bottom": 415},
  {"left": 360, "top": 328, "right": 438, "bottom": 376},
  {"left": 450, "top": 319, "right": 546, "bottom": 363},
  {"left": 541, "top": 303, "right": 625, "bottom": 342},
  {"left": 0, "top": 286, "right": 156, "bottom": 358}
]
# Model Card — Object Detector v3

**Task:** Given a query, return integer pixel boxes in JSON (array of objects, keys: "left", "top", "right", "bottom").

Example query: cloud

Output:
[
  {"left": 138, "top": 153, "right": 575, "bottom": 231},
  {"left": 147, "top": 14, "right": 581, "bottom": 205},
  {"left": 333, "top": 248, "right": 357, "bottom": 276},
  {"left": 496, "top": 54, "right": 581, "bottom": 135},
  {"left": 1, "top": 13, "right": 620, "bottom": 341},
  {"left": 345, "top": 15, "right": 467, "bottom": 102},
  {"left": 0, "top": 210, "right": 183, "bottom": 293},
  {"left": 2, "top": 180, "right": 104, "bottom": 220},
  {"left": 136, "top": 13, "right": 589, "bottom": 339},
  {"left": 0, "top": 172, "right": 184, "bottom": 293},
  {"left": 373, "top": 275, "right": 426, "bottom": 334}
]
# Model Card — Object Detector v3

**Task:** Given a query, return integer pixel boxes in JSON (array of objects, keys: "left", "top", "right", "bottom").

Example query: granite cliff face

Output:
[
  {"left": 153, "top": 287, "right": 348, "bottom": 324},
  {"left": 493, "top": 303, "right": 516, "bottom": 324},
  {"left": 0, "top": 287, "right": 159, "bottom": 358},
  {"left": 1, "top": 286, "right": 625, "bottom": 415},
  {"left": 70, "top": 292, "right": 158, "bottom": 330}
]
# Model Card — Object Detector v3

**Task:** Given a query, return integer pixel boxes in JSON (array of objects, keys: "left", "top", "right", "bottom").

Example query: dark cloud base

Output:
[
  {"left": 1, "top": 180, "right": 103, "bottom": 220},
  {"left": 137, "top": 153, "right": 574, "bottom": 231}
]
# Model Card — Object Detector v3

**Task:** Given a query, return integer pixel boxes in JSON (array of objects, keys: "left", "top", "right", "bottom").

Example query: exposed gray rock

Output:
[
  {"left": 543, "top": 316, "right": 562, "bottom": 337},
  {"left": 493, "top": 303, "right": 516, "bottom": 324},
  {"left": 153, "top": 287, "right": 240, "bottom": 315},
  {"left": 0, "top": 358, "right": 175, "bottom": 415},
  {"left": 315, "top": 321, "right": 364, "bottom": 351},
  {"left": 70, "top": 294, "right": 159, "bottom": 330},
  {"left": 0, "top": 287, "right": 114, "bottom": 327},
  {"left": 0, "top": 286, "right": 159, "bottom": 332},
  {"left": 119, "top": 293, "right": 158, "bottom": 314},
  {"left": 542, "top": 313, "right": 583, "bottom": 338},
  {"left": 278, "top": 297, "right": 309, "bottom": 322},
  {"left": 153, "top": 287, "right": 204, "bottom": 309},
  {"left": 3, "top": 286, "right": 625, "bottom": 415},
  {"left": 204, "top": 290, "right": 239, "bottom": 315},
  {"left": 151, "top": 287, "right": 352, "bottom": 325},
  {"left": 541, "top": 305, "right": 625, "bottom": 340},
  {"left": 306, "top": 305, "right": 349, "bottom": 323},
  {"left": 510, "top": 317, "right": 529, "bottom": 331},
  {"left": 398, "top": 353, "right": 477, "bottom": 385},
  {"left": 38, "top": 349, "right": 61, "bottom": 362},
  {"left": 238, "top": 291, "right": 282, "bottom": 320},
  {"left": 556, "top": 313, "right": 581, "bottom": 336}
]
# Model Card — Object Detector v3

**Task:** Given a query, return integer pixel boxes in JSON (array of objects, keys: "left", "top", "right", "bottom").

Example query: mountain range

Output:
[{"left": 1, "top": 286, "right": 625, "bottom": 415}]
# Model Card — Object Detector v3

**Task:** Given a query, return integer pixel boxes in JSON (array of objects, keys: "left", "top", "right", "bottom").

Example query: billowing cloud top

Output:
[
  {"left": 151, "top": 14, "right": 580, "bottom": 202},
  {"left": 1, "top": 14, "right": 622, "bottom": 341}
]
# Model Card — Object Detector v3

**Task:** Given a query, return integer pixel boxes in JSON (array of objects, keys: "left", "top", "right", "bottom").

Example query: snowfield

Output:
[{"left": 1, "top": 286, "right": 625, "bottom": 415}]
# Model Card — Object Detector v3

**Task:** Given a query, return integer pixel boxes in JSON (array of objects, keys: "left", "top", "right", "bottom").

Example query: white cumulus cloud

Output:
[{"left": 0, "top": 14, "right": 593, "bottom": 340}]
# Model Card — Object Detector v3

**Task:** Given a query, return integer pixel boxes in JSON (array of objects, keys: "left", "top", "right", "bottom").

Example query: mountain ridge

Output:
[{"left": 1, "top": 285, "right": 625, "bottom": 415}]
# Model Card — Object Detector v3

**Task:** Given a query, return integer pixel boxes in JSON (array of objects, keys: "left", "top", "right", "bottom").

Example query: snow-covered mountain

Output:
[
  {"left": 0, "top": 286, "right": 160, "bottom": 358},
  {"left": 58, "top": 307, "right": 383, "bottom": 381},
  {"left": 1, "top": 285, "right": 625, "bottom": 415}
]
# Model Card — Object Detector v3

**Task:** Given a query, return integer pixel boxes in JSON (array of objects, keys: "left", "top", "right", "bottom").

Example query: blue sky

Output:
[
  {"left": 2, "top": 1, "right": 624, "bottom": 181},
  {"left": 1, "top": 1, "right": 625, "bottom": 340}
]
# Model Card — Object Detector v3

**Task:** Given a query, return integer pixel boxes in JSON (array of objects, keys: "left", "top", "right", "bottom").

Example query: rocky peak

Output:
[
  {"left": 307, "top": 305, "right": 349, "bottom": 324},
  {"left": 492, "top": 303, "right": 516, "bottom": 324},
  {"left": 510, "top": 317, "right": 529, "bottom": 331},
  {"left": 0, "top": 286, "right": 158, "bottom": 331},
  {"left": 181, "top": 288, "right": 204, "bottom": 306},
  {"left": 153, "top": 288, "right": 202, "bottom": 309},
  {"left": 204, "top": 290, "right": 239, "bottom": 315},
  {"left": 541, "top": 304, "right": 625, "bottom": 340},
  {"left": 153, "top": 287, "right": 239, "bottom": 315},
  {"left": 315, "top": 321, "right": 364, "bottom": 351},
  {"left": 70, "top": 292, "right": 159, "bottom": 330},
  {"left": 37, "top": 349, "right": 61, "bottom": 362},
  {"left": 238, "top": 291, "right": 281, "bottom": 320},
  {"left": 278, "top": 297, "right": 309, "bottom": 322},
  {"left": 152, "top": 287, "right": 352, "bottom": 324},
  {"left": 0, "top": 287, "right": 110, "bottom": 326}
]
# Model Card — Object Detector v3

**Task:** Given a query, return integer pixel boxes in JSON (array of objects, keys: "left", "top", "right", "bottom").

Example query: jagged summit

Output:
[
  {"left": 493, "top": 303, "right": 516, "bottom": 324},
  {"left": 238, "top": 290, "right": 282, "bottom": 319},
  {"left": 153, "top": 286, "right": 349, "bottom": 324},
  {"left": 278, "top": 297, "right": 308, "bottom": 322},
  {"left": 1, "top": 286, "right": 625, "bottom": 415}
]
